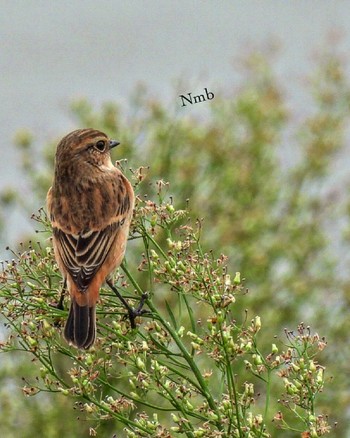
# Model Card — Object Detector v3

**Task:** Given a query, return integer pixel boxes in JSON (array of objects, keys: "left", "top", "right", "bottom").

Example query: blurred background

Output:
[
  {"left": 1, "top": 1, "right": 349, "bottom": 245},
  {"left": 1, "top": 2, "right": 350, "bottom": 437}
]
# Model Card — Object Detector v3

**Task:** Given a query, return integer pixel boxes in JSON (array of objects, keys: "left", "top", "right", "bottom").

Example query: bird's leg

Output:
[
  {"left": 50, "top": 279, "right": 67, "bottom": 310},
  {"left": 106, "top": 279, "right": 148, "bottom": 329},
  {"left": 56, "top": 279, "right": 67, "bottom": 310},
  {"left": 50, "top": 279, "right": 67, "bottom": 328}
]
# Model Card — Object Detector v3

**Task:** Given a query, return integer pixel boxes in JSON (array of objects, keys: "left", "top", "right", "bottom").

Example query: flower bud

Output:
[
  {"left": 177, "top": 326, "right": 185, "bottom": 337},
  {"left": 207, "top": 411, "right": 218, "bottom": 421},
  {"left": 150, "top": 249, "right": 159, "bottom": 259},
  {"left": 292, "top": 363, "right": 300, "bottom": 372},
  {"left": 244, "top": 341, "right": 253, "bottom": 352},
  {"left": 171, "top": 413, "right": 180, "bottom": 423},
  {"left": 252, "top": 354, "right": 263, "bottom": 365},
  {"left": 136, "top": 357, "right": 146, "bottom": 371},
  {"left": 255, "top": 414, "right": 263, "bottom": 425},
  {"left": 254, "top": 316, "right": 261, "bottom": 332},
  {"left": 150, "top": 215, "right": 157, "bottom": 226},
  {"left": 166, "top": 204, "right": 175, "bottom": 213},
  {"left": 193, "top": 430, "right": 205, "bottom": 437},
  {"left": 166, "top": 238, "right": 174, "bottom": 248},
  {"left": 309, "top": 360, "right": 316, "bottom": 372},
  {"left": 174, "top": 241, "right": 182, "bottom": 251},
  {"left": 316, "top": 368, "right": 324, "bottom": 384},
  {"left": 27, "top": 336, "right": 37, "bottom": 347},
  {"left": 184, "top": 400, "right": 194, "bottom": 410},
  {"left": 233, "top": 272, "right": 241, "bottom": 284}
]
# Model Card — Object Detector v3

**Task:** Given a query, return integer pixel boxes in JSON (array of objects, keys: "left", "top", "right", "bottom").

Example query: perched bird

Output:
[{"left": 47, "top": 128, "right": 141, "bottom": 349}]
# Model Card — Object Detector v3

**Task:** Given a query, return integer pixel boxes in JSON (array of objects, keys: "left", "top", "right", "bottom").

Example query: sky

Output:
[{"left": 1, "top": 1, "right": 349, "bottom": 245}]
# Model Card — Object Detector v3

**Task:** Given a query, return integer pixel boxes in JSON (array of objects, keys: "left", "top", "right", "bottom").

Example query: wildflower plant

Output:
[{"left": 0, "top": 167, "right": 333, "bottom": 437}]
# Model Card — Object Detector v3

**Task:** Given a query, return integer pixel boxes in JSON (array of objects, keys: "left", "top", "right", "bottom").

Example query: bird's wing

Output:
[
  {"left": 48, "top": 172, "right": 134, "bottom": 292},
  {"left": 53, "top": 222, "right": 120, "bottom": 292}
]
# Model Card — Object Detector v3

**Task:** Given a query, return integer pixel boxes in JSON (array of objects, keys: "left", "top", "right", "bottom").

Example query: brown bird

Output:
[{"left": 47, "top": 128, "right": 144, "bottom": 349}]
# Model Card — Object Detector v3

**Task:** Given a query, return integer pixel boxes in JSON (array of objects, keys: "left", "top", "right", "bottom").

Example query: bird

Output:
[{"left": 47, "top": 128, "right": 144, "bottom": 349}]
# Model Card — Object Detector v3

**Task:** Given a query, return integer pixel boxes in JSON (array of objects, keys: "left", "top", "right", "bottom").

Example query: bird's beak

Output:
[{"left": 109, "top": 140, "right": 120, "bottom": 150}]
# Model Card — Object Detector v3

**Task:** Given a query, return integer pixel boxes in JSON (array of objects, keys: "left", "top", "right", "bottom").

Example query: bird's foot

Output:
[
  {"left": 106, "top": 279, "right": 149, "bottom": 328},
  {"left": 125, "top": 293, "right": 149, "bottom": 329}
]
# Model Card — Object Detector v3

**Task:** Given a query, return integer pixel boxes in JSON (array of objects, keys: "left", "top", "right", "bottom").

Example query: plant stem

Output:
[{"left": 121, "top": 263, "right": 224, "bottom": 432}]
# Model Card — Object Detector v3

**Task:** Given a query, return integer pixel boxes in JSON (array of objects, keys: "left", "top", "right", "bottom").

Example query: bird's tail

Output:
[{"left": 64, "top": 297, "right": 96, "bottom": 349}]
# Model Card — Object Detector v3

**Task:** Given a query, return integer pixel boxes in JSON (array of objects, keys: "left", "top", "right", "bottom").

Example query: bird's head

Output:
[{"left": 55, "top": 128, "right": 120, "bottom": 172}]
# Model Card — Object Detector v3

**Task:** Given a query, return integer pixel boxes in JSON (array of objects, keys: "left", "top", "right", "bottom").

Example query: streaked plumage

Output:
[{"left": 47, "top": 128, "right": 134, "bottom": 349}]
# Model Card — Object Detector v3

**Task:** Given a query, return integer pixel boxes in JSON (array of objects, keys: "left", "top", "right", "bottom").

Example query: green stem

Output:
[
  {"left": 121, "top": 263, "right": 224, "bottom": 431},
  {"left": 260, "top": 368, "right": 271, "bottom": 437},
  {"left": 155, "top": 357, "right": 203, "bottom": 393},
  {"left": 156, "top": 379, "right": 195, "bottom": 436},
  {"left": 222, "top": 336, "right": 243, "bottom": 437},
  {"left": 142, "top": 227, "right": 168, "bottom": 260},
  {"left": 196, "top": 242, "right": 243, "bottom": 436},
  {"left": 81, "top": 395, "right": 152, "bottom": 433},
  {"left": 142, "top": 234, "right": 155, "bottom": 294}
]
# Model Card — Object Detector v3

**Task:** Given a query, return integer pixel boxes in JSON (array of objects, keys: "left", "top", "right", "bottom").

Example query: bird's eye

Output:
[{"left": 95, "top": 140, "right": 106, "bottom": 152}]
